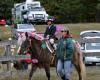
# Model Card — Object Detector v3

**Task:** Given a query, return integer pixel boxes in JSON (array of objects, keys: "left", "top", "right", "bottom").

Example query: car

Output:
[
  {"left": 12, "top": 24, "right": 36, "bottom": 39},
  {"left": 80, "top": 30, "right": 100, "bottom": 65},
  {"left": 0, "top": 19, "right": 6, "bottom": 25}
]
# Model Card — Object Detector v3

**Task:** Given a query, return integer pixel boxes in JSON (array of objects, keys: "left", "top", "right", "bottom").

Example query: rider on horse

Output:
[
  {"left": 44, "top": 16, "right": 57, "bottom": 50},
  {"left": 44, "top": 16, "right": 56, "bottom": 39}
]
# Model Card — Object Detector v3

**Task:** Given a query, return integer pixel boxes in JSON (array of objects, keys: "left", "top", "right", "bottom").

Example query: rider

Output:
[
  {"left": 44, "top": 16, "right": 57, "bottom": 50},
  {"left": 44, "top": 16, "right": 56, "bottom": 39},
  {"left": 56, "top": 27, "right": 74, "bottom": 80}
]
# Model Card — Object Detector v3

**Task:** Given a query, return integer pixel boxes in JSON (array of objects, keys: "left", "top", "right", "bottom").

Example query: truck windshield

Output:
[
  {"left": 27, "top": 4, "right": 40, "bottom": 8},
  {"left": 18, "top": 24, "right": 33, "bottom": 29},
  {"left": 86, "top": 43, "right": 100, "bottom": 50},
  {"left": 81, "top": 32, "right": 100, "bottom": 38},
  {"left": 30, "top": 7, "right": 45, "bottom": 11}
]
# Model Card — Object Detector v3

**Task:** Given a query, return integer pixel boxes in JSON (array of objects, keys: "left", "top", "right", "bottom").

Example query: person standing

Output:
[{"left": 56, "top": 27, "right": 74, "bottom": 80}]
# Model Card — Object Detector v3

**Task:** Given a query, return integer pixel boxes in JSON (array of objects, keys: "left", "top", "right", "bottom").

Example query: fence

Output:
[{"left": 0, "top": 39, "right": 31, "bottom": 79}]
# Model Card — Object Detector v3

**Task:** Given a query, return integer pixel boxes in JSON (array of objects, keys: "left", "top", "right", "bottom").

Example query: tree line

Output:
[{"left": 0, "top": 0, "right": 100, "bottom": 23}]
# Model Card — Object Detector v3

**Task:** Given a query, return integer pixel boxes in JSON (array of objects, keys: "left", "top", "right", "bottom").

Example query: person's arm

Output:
[
  {"left": 50, "top": 26, "right": 56, "bottom": 38},
  {"left": 44, "top": 27, "right": 48, "bottom": 38}
]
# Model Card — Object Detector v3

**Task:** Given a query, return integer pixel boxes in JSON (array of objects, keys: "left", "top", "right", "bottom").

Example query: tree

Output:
[
  {"left": 0, "top": 0, "right": 99, "bottom": 23},
  {"left": 0, "top": 0, "right": 24, "bottom": 19}
]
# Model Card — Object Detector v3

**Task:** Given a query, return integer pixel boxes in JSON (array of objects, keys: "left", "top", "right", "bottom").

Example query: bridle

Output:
[{"left": 19, "top": 37, "right": 32, "bottom": 55}]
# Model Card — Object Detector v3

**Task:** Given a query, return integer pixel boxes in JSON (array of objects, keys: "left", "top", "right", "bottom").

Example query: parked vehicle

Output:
[
  {"left": 12, "top": 24, "right": 36, "bottom": 39},
  {"left": 80, "top": 30, "right": 100, "bottom": 65},
  {"left": 0, "top": 19, "right": 6, "bottom": 25},
  {"left": 12, "top": 0, "right": 49, "bottom": 23}
]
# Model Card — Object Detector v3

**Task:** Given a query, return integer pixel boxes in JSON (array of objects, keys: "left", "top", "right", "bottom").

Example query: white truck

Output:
[
  {"left": 80, "top": 30, "right": 100, "bottom": 65},
  {"left": 12, "top": 0, "right": 49, "bottom": 23}
]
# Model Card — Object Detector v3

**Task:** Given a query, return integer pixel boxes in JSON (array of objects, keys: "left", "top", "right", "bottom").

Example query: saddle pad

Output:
[
  {"left": 22, "top": 53, "right": 32, "bottom": 64},
  {"left": 32, "top": 59, "right": 38, "bottom": 64},
  {"left": 28, "top": 32, "right": 44, "bottom": 41},
  {"left": 41, "top": 42, "right": 47, "bottom": 49}
]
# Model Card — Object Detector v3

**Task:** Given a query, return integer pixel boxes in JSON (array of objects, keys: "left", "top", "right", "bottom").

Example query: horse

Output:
[
  {"left": 16, "top": 32, "right": 86, "bottom": 80},
  {"left": 17, "top": 32, "right": 51, "bottom": 80},
  {"left": 72, "top": 40, "right": 86, "bottom": 80}
]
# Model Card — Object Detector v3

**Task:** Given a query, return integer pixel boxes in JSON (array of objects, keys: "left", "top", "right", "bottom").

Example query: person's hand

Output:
[
  {"left": 49, "top": 38, "right": 54, "bottom": 44},
  {"left": 47, "top": 35, "right": 50, "bottom": 39}
]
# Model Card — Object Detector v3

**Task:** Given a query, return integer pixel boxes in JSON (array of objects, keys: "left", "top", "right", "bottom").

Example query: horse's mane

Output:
[
  {"left": 31, "top": 37, "right": 41, "bottom": 46},
  {"left": 29, "top": 37, "right": 42, "bottom": 59},
  {"left": 30, "top": 37, "right": 50, "bottom": 63}
]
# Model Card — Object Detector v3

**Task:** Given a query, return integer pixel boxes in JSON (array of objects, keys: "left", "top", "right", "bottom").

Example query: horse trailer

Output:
[{"left": 12, "top": 0, "right": 49, "bottom": 23}]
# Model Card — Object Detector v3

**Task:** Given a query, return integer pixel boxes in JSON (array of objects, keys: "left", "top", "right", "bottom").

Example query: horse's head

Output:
[
  {"left": 17, "top": 32, "right": 32, "bottom": 54},
  {"left": 18, "top": 32, "right": 42, "bottom": 54}
]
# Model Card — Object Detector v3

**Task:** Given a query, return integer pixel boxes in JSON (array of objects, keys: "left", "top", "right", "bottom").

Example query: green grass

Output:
[
  {"left": 66, "top": 23, "right": 100, "bottom": 38},
  {"left": 0, "top": 23, "right": 100, "bottom": 40},
  {"left": 35, "top": 23, "right": 100, "bottom": 39},
  {"left": 0, "top": 67, "right": 100, "bottom": 80}
]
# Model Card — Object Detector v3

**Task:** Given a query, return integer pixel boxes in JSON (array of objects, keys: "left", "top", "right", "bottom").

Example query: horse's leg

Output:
[
  {"left": 73, "top": 44, "right": 86, "bottom": 80},
  {"left": 73, "top": 51, "right": 81, "bottom": 80},
  {"left": 29, "top": 64, "right": 37, "bottom": 80},
  {"left": 44, "top": 63, "right": 50, "bottom": 80},
  {"left": 73, "top": 55, "right": 86, "bottom": 80},
  {"left": 74, "top": 64, "right": 82, "bottom": 80},
  {"left": 79, "top": 61, "right": 86, "bottom": 80}
]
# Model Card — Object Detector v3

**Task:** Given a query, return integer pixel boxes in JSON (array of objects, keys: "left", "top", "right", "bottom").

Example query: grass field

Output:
[
  {"left": 0, "top": 23, "right": 100, "bottom": 39},
  {"left": 35, "top": 23, "right": 100, "bottom": 39},
  {"left": 0, "top": 66, "right": 100, "bottom": 80},
  {"left": 0, "top": 23, "right": 100, "bottom": 80}
]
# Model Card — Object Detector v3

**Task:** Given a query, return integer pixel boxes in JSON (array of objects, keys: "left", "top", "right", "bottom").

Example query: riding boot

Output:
[
  {"left": 61, "top": 75, "right": 65, "bottom": 80},
  {"left": 65, "top": 79, "right": 69, "bottom": 80}
]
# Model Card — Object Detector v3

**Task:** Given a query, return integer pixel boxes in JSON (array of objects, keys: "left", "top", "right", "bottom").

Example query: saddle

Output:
[
  {"left": 45, "top": 40, "right": 57, "bottom": 66},
  {"left": 45, "top": 40, "right": 55, "bottom": 53}
]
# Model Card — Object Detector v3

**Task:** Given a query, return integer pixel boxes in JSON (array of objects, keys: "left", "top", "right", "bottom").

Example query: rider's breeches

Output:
[{"left": 57, "top": 60, "right": 73, "bottom": 80}]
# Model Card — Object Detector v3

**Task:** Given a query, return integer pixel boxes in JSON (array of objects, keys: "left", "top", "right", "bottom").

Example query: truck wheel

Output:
[{"left": 92, "top": 62, "right": 96, "bottom": 66}]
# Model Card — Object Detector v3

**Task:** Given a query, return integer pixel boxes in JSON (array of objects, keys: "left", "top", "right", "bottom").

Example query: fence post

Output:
[{"left": 5, "top": 44, "right": 12, "bottom": 71}]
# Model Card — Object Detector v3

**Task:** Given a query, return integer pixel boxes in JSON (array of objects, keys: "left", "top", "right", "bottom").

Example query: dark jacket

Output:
[
  {"left": 44, "top": 25, "right": 56, "bottom": 38},
  {"left": 56, "top": 37, "right": 74, "bottom": 61}
]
